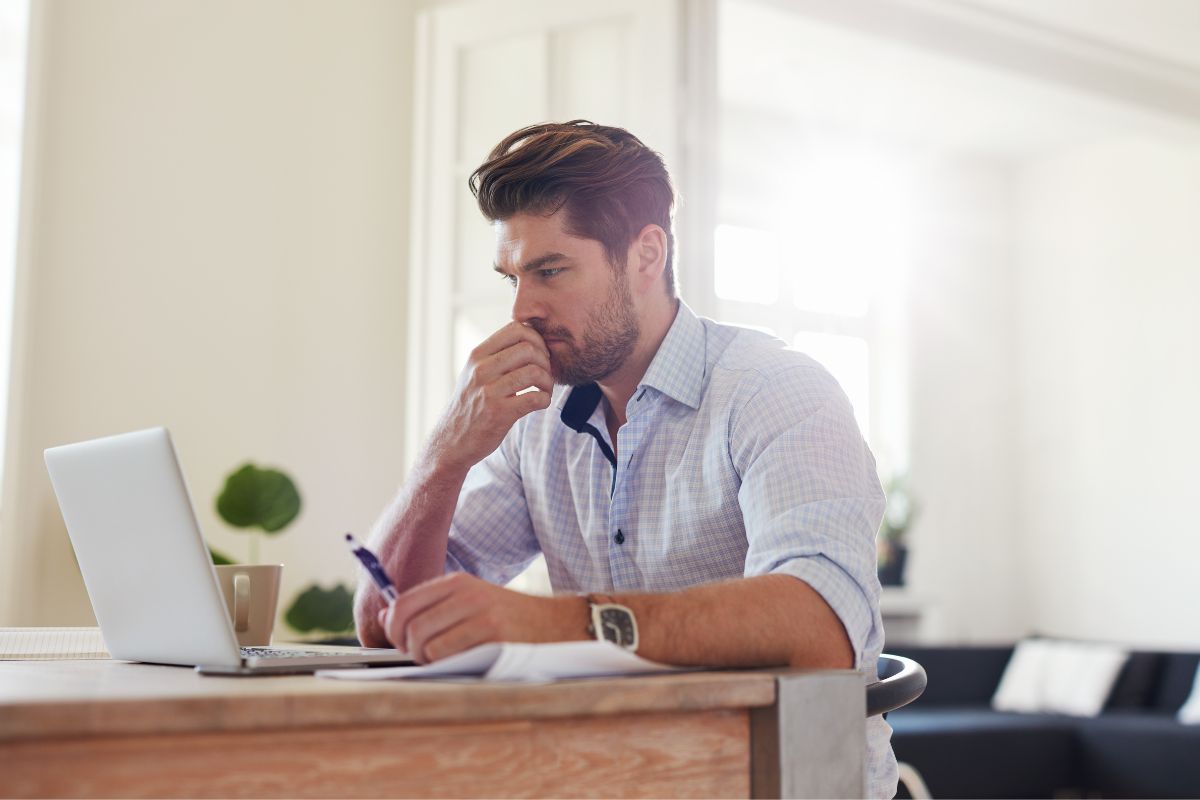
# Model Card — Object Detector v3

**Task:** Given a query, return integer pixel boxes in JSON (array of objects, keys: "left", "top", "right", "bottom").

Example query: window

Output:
[{"left": 711, "top": 136, "right": 914, "bottom": 448}]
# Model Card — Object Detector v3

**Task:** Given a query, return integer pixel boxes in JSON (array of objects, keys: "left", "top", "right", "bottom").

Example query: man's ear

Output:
[{"left": 628, "top": 223, "right": 667, "bottom": 293}]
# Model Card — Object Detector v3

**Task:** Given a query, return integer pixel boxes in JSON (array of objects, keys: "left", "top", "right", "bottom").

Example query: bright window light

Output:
[
  {"left": 714, "top": 223, "right": 780, "bottom": 305},
  {"left": 788, "top": 148, "right": 913, "bottom": 318},
  {"left": 792, "top": 331, "right": 870, "bottom": 438}
]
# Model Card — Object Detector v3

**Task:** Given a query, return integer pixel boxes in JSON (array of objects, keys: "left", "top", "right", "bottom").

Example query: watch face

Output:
[{"left": 598, "top": 607, "right": 636, "bottom": 648}]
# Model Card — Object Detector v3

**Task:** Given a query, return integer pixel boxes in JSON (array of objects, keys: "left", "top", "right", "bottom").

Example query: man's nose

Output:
[{"left": 510, "top": 279, "right": 545, "bottom": 325}]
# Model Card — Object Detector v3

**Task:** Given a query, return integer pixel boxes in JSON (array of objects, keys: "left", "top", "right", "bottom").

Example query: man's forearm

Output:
[
  {"left": 353, "top": 452, "right": 469, "bottom": 646},
  {"left": 376, "top": 568, "right": 858, "bottom": 668},
  {"left": 603, "top": 574, "right": 856, "bottom": 670}
]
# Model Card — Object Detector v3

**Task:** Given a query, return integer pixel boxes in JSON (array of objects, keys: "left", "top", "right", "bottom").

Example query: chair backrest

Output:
[{"left": 868, "top": 653, "right": 927, "bottom": 717}]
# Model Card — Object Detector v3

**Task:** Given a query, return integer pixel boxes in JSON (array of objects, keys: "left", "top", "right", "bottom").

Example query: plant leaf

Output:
[
  {"left": 215, "top": 463, "right": 301, "bottom": 534},
  {"left": 284, "top": 583, "right": 356, "bottom": 633},
  {"left": 209, "top": 546, "right": 236, "bottom": 565}
]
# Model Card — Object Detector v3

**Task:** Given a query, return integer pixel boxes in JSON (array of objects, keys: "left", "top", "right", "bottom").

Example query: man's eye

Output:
[
  {"left": 540, "top": 268, "right": 563, "bottom": 279},
  {"left": 500, "top": 274, "right": 518, "bottom": 287}
]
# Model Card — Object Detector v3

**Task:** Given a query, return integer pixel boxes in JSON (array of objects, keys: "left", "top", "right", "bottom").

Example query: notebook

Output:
[
  {"left": 0, "top": 627, "right": 109, "bottom": 660},
  {"left": 43, "top": 427, "right": 412, "bottom": 675}
]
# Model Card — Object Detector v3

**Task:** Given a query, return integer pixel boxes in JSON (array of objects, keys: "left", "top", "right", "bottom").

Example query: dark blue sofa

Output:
[{"left": 886, "top": 645, "right": 1200, "bottom": 799}]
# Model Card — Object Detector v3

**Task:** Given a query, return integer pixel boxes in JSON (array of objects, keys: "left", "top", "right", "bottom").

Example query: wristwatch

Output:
[{"left": 586, "top": 593, "right": 639, "bottom": 652}]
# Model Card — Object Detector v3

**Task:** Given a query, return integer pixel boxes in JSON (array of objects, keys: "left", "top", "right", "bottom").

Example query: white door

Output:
[{"left": 405, "top": 0, "right": 687, "bottom": 466}]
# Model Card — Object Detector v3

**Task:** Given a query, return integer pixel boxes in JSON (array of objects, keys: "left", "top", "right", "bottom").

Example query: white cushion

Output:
[
  {"left": 1178, "top": 662, "right": 1200, "bottom": 724},
  {"left": 992, "top": 638, "right": 1128, "bottom": 717},
  {"left": 991, "top": 638, "right": 1049, "bottom": 713}
]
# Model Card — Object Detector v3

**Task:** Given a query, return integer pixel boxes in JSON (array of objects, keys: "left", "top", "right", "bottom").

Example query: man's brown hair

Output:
[{"left": 469, "top": 120, "right": 677, "bottom": 295}]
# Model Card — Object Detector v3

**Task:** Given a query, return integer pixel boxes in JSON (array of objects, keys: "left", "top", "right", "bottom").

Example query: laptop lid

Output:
[
  {"left": 44, "top": 427, "right": 248, "bottom": 668},
  {"left": 45, "top": 427, "right": 412, "bottom": 673}
]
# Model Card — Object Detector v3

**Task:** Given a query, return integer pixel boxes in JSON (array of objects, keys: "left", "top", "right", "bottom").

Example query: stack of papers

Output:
[{"left": 317, "top": 640, "right": 687, "bottom": 682}]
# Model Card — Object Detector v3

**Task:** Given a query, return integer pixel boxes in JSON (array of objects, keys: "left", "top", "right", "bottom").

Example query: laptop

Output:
[{"left": 43, "top": 427, "right": 412, "bottom": 675}]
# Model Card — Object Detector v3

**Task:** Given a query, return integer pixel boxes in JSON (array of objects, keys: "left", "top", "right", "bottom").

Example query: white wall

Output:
[
  {"left": 905, "top": 138, "right": 1200, "bottom": 649},
  {"left": 905, "top": 155, "right": 1025, "bottom": 643},
  {"left": 1014, "top": 137, "right": 1200, "bottom": 648},
  {"left": 1, "top": 0, "right": 422, "bottom": 627}
]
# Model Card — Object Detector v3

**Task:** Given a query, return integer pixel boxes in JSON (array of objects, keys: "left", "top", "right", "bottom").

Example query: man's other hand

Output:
[
  {"left": 377, "top": 572, "right": 583, "bottom": 663},
  {"left": 430, "top": 322, "right": 553, "bottom": 474},
  {"left": 354, "top": 582, "right": 391, "bottom": 649}
]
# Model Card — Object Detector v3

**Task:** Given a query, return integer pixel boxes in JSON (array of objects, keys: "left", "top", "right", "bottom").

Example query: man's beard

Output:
[{"left": 535, "top": 271, "right": 640, "bottom": 386}]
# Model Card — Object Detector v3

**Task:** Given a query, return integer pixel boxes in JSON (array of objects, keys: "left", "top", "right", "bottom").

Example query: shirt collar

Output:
[
  {"left": 557, "top": 300, "right": 707, "bottom": 427},
  {"left": 636, "top": 300, "right": 705, "bottom": 410}
]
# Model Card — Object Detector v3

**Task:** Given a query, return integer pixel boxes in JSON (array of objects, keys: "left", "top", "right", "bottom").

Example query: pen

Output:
[{"left": 344, "top": 532, "right": 399, "bottom": 604}]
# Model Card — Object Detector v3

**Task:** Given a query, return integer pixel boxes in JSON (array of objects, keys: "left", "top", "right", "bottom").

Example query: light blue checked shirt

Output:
[{"left": 445, "top": 301, "right": 895, "bottom": 798}]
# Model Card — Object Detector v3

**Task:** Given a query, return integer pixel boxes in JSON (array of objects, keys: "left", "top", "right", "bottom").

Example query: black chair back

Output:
[{"left": 868, "top": 653, "right": 927, "bottom": 717}]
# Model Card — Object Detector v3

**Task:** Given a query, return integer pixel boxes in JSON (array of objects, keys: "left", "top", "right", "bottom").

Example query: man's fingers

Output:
[
  {"left": 518, "top": 388, "right": 553, "bottom": 413},
  {"left": 406, "top": 595, "right": 481, "bottom": 663},
  {"left": 476, "top": 340, "right": 551, "bottom": 386},
  {"left": 472, "top": 321, "right": 547, "bottom": 363},
  {"left": 378, "top": 606, "right": 398, "bottom": 648},
  {"left": 386, "top": 574, "right": 467, "bottom": 648},
  {"left": 493, "top": 364, "right": 554, "bottom": 399},
  {"left": 421, "top": 619, "right": 495, "bottom": 663}
]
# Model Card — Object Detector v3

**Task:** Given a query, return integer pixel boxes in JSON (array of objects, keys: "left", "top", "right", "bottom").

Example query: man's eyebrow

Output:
[{"left": 493, "top": 252, "right": 571, "bottom": 275}]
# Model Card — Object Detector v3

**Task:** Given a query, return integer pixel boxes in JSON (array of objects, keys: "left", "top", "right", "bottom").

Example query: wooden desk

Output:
[{"left": 0, "top": 660, "right": 864, "bottom": 798}]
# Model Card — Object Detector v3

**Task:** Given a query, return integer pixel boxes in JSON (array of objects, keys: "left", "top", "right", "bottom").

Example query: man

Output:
[{"left": 354, "top": 121, "right": 894, "bottom": 798}]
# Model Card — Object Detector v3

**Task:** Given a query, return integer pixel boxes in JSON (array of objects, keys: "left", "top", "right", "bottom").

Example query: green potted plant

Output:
[
  {"left": 209, "top": 462, "right": 355, "bottom": 637},
  {"left": 877, "top": 474, "right": 916, "bottom": 587}
]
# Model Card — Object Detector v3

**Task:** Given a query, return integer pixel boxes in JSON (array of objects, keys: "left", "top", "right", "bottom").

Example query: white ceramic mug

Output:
[{"left": 214, "top": 564, "right": 283, "bottom": 647}]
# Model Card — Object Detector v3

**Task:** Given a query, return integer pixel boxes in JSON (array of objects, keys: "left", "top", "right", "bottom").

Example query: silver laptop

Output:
[{"left": 43, "top": 427, "right": 411, "bottom": 675}]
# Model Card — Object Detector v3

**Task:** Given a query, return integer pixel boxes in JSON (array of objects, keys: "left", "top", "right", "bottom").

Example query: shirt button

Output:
[{"left": 614, "top": 529, "right": 625, "bottom": 545}]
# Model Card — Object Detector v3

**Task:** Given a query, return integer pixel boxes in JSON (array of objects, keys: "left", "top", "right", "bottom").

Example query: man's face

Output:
[{"left": 494, "top": 210, "right": 639, "bottom": 386}]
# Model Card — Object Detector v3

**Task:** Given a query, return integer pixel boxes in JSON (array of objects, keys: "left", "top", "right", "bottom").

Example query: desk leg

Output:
[{"left": 749, "top": 672, "right": 864, "bottom": 799}]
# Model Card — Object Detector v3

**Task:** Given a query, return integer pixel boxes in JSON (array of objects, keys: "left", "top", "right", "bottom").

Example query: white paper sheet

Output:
[{"left": 316, "top": 640, "right": 687, "bottom": 682}]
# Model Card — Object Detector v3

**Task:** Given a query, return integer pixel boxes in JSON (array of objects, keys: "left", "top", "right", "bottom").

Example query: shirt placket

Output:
[
  {"left": 575, "top": 401, "right": 617, "bottom": 588},
  {"left": 607, "top": 388, "right": 654, "bottom": 591}
]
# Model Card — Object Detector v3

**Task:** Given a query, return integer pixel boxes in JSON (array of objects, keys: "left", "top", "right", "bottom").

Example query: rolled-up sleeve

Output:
[
  {"left": 732, "top": 365, "right": 885, "bottom": 668},
  {"left": 444, "top": 421, "right": 542, "bottom": 586}
]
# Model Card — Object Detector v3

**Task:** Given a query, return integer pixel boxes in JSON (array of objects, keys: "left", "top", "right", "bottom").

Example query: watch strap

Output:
[{"left": 584, "top": 593, "right": 616, "bottom": 637}]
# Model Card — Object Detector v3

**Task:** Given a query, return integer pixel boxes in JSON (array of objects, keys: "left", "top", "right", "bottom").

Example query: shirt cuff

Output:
[{"left": 769, "top": 555, "right": 874, "bottom": 670}]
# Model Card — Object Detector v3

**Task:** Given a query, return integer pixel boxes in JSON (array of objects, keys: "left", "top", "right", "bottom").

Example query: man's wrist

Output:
[
  {"left": 549, "top": 595, "right": 592, "bottom": 643},
  {"left": 422, "top": 449, "right": 472, "bottom": 483}
]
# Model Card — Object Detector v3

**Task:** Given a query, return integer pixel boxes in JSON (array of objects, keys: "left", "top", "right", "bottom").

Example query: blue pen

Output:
[{"left": 345, "top": 533, "right": 399, "bottom": 604}]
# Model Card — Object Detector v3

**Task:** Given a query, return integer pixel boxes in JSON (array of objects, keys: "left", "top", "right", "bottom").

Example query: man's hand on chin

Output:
[
  {"left": 377, "top": 572, "right": 585, "bottom": 664},
  {"left": 431, "top": 321, "right": 554, "bottom": 474}
]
